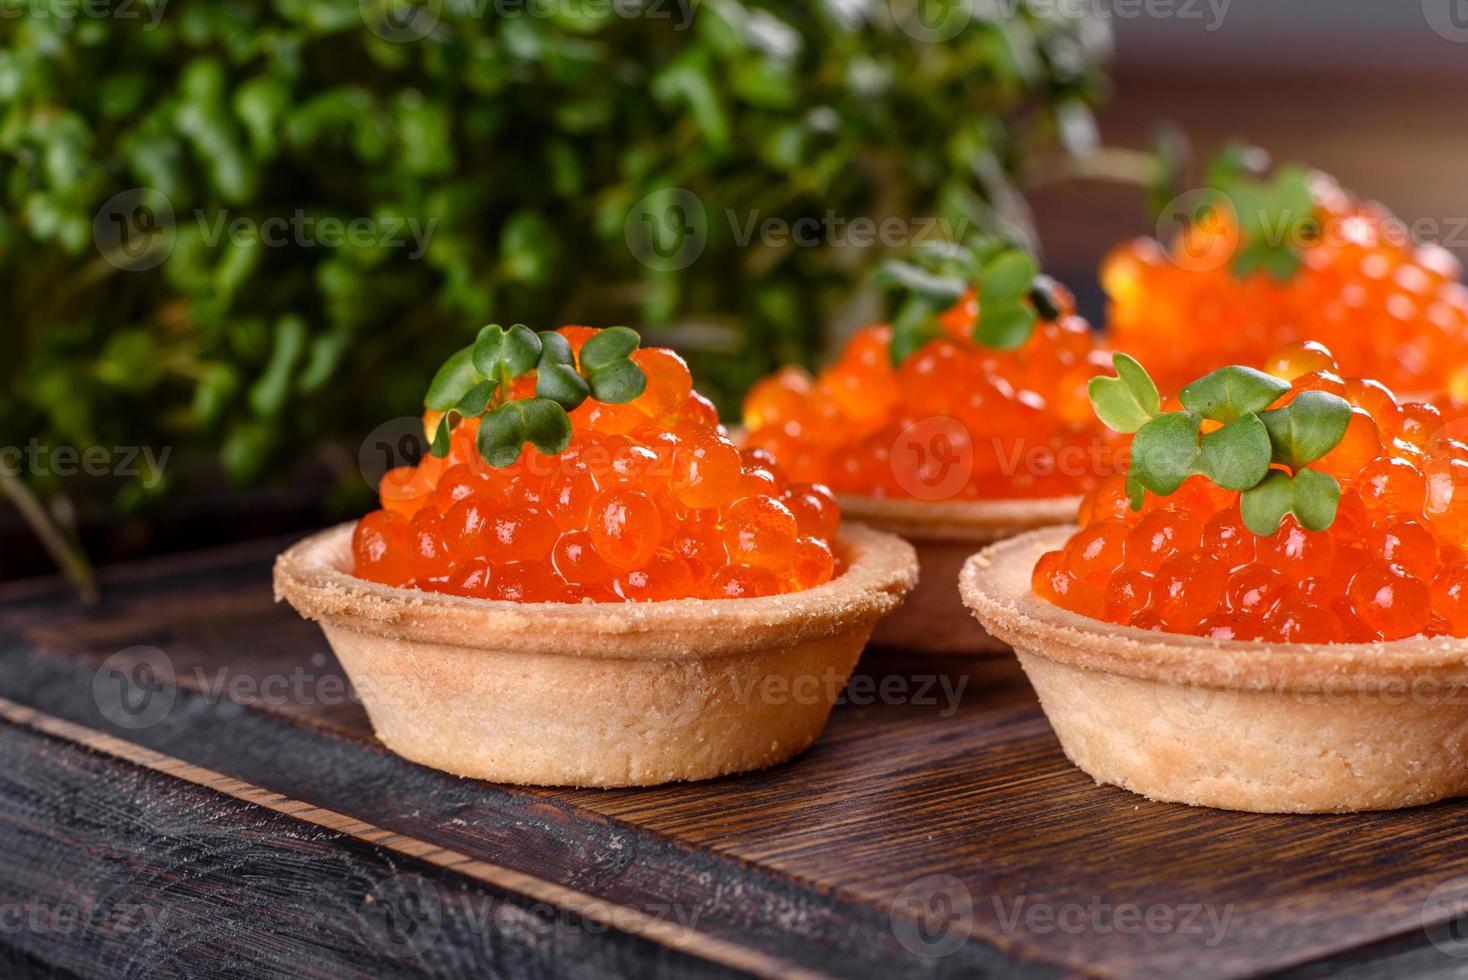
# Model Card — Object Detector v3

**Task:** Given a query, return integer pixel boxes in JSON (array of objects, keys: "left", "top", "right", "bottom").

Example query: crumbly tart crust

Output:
[
  {"left": 960, "top": 527, "right": 1468, "bottom": 813},
  {"left": 275, "top": 521, "right": 917, "bottom": 787},
  {"left": 838, "top": 494, "right": 1081, "bottom": 654}
]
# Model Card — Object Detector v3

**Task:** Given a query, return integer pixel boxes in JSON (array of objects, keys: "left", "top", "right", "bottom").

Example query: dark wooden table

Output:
[{"left": 2, "top": 539, "right": 1467, "bottom": 978}]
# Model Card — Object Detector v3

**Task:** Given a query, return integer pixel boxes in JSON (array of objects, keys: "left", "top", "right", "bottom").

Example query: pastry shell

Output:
[
  {"left": 274, "top": 521, "right": 917, "bottom": 787},
  {"left": 960, "top": 526, "right": 1468, "bottom": 813},
  {"left": 839, "top": 493, "right": 1080, "bottom": 654}
]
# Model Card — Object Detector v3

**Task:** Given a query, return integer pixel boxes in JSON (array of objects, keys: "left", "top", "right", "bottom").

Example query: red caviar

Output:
[
  {"left": 1104, "top": 173, "right": 1468, "bottom": 399},
  {"left": 352, "top": 328, "right": 841, "bottom": 601},
  {"left": 742, "top": 289, "right": 1120, "bottom": 499},
  {"left": 1035, "top": 343, "right": 1468, "bottom": 643}
]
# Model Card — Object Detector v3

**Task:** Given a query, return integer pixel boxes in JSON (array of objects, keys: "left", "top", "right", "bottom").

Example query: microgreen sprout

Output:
[
  {"left": 423, "top": 325, "right": 647, "bottom": 467},
  {"left": 873, "top": 237, "right": 1062, "bottom": 365},
  {"left": 1088, "top": 354, "right": 1352, "bottom": 535}
]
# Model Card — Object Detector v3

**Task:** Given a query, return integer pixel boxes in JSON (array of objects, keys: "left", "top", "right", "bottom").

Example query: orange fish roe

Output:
[
  {"left": 741, "top": 290, "right": 1120, "bottom": 500},
  {"left": 350, "top": 328, "right": 845, "bottom": 601},
  {"left": 352, "top": 328, "right": 840, "bottom": 602},
  {"left": 1104, "top": 172, "right": 1468, "bottom": 398},
  {"left": 1037, "top": 343, "right": 1468, "bottom": 644}
]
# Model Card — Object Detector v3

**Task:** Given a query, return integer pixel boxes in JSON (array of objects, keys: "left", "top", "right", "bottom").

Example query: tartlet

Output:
[
  {"left": 277, "top": 323, "right": 917, "bottom": 786},
  {"left": 961, "top": 527, "right": 1468, "bottom": 814},
  {"left": 961, "top": 348, "right": 1468, "bottom": 812},
  {"left": 276, "top": 520, "right": 915, "bottom": 787},
  {"left": 742, "top": 241, "right": 1118, "bottom": 655}
]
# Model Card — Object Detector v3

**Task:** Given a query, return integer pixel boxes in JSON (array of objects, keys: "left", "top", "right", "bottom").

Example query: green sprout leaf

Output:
[
  {"left": 579, "top": 326, "right": 646, "bottom": 404},
  {"left": 535, "top": 330, "right": 590, "bottom": 409},
  {"left": 1197, "top": 415, "right": 1272, "bottom": 490},
  {"left": 453, "top": 379, "right": 496, "bottom": 418},
  {"left": 1240, "top": 468, "right": 1341, "bottom": 535},
  {"left": 538, "top": 361, "right": 590, "bottom": 409},
  {"left": 1088, "top": 353, "right": 1160, "bottom": 434},
  {"left": 477, "top": 398, "right": 573, "bottom": 467},
  {"left": 472, "top": 323, "right": 542, "bottom": 384},
  {"left": 537, "top": 330, "right": 576, "bottom": 366},
  {"left": 424, "top": 345, "right": 479, "bottom": 411},
  {"left": 428, "top": 414, "right": 452, "bottom": 458},
  {"left": 978, "top": 250, "right": 1037, "bottom": 305},
  {"left": 578, "top": 326, "right": 641, "bottom": 372},
  {"left": 873, "top": 259, "right": 966, "bottom": 307},
  {"left": 1130, "top": 411, "right": 1202, "bottom": 497},
  {"left": 1258, "top": 390, "right": 1352, "bottom": 469},
  {"left": 889, "top": 299, "right": 943, "bottom": 366},
  {"left": 587, "top": 358, "right": 647, "bottom": 403},
  {"left": 973, "top": 302, "right": 1036, "bottom": 351},
  {"left": 1179, "top": 365, "right": 1290, "bottom": 424}
]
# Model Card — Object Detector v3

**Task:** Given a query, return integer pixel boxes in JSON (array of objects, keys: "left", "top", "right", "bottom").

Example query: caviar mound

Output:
[
  {"left": 741, "top": 293, "right": 1121, "bottom": 501},
  {"left": 1035, "top": 343, "right": 1468, "bottom": 644},
  {"left": 1105, "top": 171, "right": 1468, "bottom": 399},
  {"left": 353, "top": 327, "right": 841, "bottom": 602}
]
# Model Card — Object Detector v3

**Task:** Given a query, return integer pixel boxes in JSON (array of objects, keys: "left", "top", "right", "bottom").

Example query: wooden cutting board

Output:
[{"left": 0, "top": 538, "right": 1465, "bottom": 979}]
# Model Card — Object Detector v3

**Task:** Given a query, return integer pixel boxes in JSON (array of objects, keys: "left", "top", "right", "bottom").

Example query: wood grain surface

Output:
[{"left": 1, "top": 538, "right": 1467, "bottom": 978}]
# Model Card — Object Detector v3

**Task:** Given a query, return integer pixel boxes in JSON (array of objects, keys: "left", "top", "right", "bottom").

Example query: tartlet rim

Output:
[
  {"left": 274, "top": 520, "right": 917, "bottom": 660},
  {"left": 836, "top": 492, "right": 1082, "bottom": 543},
  {"left": 960, "top": 525, "right": 1468, "bottom": 690}
]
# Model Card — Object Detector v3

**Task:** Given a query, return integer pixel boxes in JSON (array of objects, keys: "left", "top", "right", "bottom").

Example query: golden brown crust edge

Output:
[
  {"left": 275, "top": 521, "right": 918, "bottom": 660},
  {"left": 961, "top": 526, "right": 1468, "bottom": 689},
  {"left": 838, "top": 493, "right": 1082, "bottom": 544}
]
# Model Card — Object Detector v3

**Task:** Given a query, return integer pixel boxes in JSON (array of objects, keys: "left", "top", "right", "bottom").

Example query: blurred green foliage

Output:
[{"left": 0, "top": 0, "right": 1108, "bottom": 510}]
